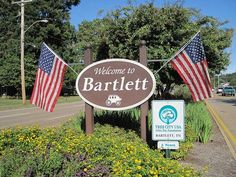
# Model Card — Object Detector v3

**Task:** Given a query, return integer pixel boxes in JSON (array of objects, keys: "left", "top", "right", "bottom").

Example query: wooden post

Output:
[
  {"left": 139, "top": 40, "right": 149, "bottom": 142},
  {"left": 84, "top": 44, "right": 94, "bottom": 135}
]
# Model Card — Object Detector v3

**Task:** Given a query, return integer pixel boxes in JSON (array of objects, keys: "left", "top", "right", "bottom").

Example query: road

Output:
[
  {"left": 206, "top": 94, "right": 236, "bottom": 159},
  {"left": 0, "top": 101, "right": 84, "bottom": 129}
]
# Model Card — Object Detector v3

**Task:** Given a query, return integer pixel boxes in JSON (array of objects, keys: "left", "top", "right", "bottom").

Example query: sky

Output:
[{"left": 70, "top": 0, "right": 236, "bottom": 74}]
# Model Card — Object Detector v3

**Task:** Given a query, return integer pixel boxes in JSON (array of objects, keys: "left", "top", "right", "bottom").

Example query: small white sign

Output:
[
  {"left": 152, "top": 100, "right": 185, "bottom": 141},
  {"left": 157, "top": 141, "right": 179, "bottom": 149}
]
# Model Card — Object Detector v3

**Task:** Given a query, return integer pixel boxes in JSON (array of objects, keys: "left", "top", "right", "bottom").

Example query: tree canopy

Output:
[
  {"left": 0, "top": 1, "right": 234, "bottom": 97},
  {"left": 221, "top": 72, "right": 236, "bottom": 86},
  {"left": 76, "top": 3, "right": 233, "bottom": 95},
  {"left": 0, "top": 0, "right": 80, "bottom": 96}
]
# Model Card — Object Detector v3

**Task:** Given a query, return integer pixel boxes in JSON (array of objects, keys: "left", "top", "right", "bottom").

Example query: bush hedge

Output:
[
  {"left": 0, "top": 123, "right": 201, "bottom": 176},
  {"left": 0, "top": 101, "right": 212, "bottom": 176},
  {"left": 92, "top": 102, "right": 212, "bottom": 160}
]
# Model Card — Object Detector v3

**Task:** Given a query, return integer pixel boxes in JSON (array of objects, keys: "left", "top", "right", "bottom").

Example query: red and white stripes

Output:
[
  {"left": 171, "top": 51, "right": 212, "bottom": 102},
  {"left": 30, "top": 57, "right": 67, "bottom": 112}
]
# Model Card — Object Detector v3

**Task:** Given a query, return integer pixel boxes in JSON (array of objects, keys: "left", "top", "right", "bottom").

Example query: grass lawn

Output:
[{"left": 0, "top": 96, "right": 81, "bottom": 111}]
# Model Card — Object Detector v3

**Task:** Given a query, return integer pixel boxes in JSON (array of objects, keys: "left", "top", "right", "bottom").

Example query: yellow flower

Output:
[
  {"left": 136, "top": 166, "right": 142, "bottom": 170},
  {"left": 170, "top": 169, "right": 174, "bottom": 173},
  {"left": 135, "top": 159, "right": 141, "bottom": 164},
  {"left": 84, "top": 168, "right": 88, "bottom": 172},
  {"left": 150, "top": 170, "right": 154, "bottom": 175},
  {"left": 126, "top": 169, "right": 132, "bottom": 173}
]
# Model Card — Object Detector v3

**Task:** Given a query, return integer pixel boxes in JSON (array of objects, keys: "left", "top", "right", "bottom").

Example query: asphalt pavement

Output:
[
  {"left": 206, "top": 94, "right": 236, "bottom": 160},
  {"left": 0, "top": 101, "right": 84, "bottom": 129}
]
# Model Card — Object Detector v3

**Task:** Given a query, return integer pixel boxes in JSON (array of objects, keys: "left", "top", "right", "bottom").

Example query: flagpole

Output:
[
  {"left": 67, "top": 64, "right": 79, "bottom": 76},
  {"left": 156, "top": 30, "right": 200, "bottom": 73}
]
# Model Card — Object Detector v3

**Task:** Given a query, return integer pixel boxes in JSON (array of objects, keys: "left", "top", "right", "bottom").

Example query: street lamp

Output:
[
  {"left": 21, "top": 18, "right": 48, "bottom": 104},
  {"left": 24, "top": 19, "right": 48, "bottom": 33}
]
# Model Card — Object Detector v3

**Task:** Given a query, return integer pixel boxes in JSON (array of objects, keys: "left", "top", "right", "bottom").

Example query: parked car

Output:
[
  {"left": 217, "top": 87, "right": 223, "bottom": 94},
  {"left": 222, "top": 86, "right": 235, "bottom": 96}
]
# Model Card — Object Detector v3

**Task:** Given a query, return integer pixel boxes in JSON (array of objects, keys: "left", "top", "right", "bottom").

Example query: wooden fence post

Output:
[
  {"left": 139, "top": 40, "right": 149, "bottom": 142},
  {"left": 84, "top": 44, "right": 94, "bottom": 135}
]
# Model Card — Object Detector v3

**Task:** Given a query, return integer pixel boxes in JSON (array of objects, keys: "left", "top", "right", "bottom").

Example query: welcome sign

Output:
[{"left": 76, "top": 59, "right": 156, "bottom": 110}]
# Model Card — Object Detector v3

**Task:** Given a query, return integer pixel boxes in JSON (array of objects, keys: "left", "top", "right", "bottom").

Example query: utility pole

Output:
[
  {"left": 218, "top": 74, "right": 220, "bottom": 87},
  {"left": 12, "top": 0, "right": 32, "bottom": 104},
  {"left": 21, "top": 0, "right": 26, "bottom": 104}
]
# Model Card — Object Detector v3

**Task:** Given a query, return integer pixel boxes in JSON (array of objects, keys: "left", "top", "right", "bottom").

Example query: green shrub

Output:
[
  {"left": 186, "top": 102, "right": 212, "bottom": 143},
  {"left": 0, "top": 101, "right": 211, "bottom": 176},
  {"left": 94, "top": 109, "right": 141, "bottom": 132},
  {"left": 0, "top": 123, "right": 201, "bottom": 177},
  {"left": 171, "top": 124, "right": 197, "bottom": 160},
  {"left": 92, "top": 103, "right": 210, "bottom": 160},
  {"left": 173, "top": 85, "right": 192, "bottom": 102}
]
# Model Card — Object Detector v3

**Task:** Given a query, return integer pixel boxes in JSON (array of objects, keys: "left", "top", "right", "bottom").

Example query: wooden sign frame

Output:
[{"left": 82, "top": 41, "right": 149, "bottom": 141}]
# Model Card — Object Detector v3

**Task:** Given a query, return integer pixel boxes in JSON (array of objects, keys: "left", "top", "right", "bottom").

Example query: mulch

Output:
[{"left": 181, "top": 119, "right": 236, "bottom": 177}]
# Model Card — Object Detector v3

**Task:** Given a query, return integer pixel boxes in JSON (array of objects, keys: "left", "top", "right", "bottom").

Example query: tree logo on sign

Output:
[{"left": 159, "top": 105, "right": 177, "bottom": 124}]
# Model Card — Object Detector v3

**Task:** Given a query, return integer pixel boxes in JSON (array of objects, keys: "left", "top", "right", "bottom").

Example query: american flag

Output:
[
  {"left": 30, "top": 43, "right": 67, "bottom": 112},
  {"left": 170, "top": 33, "right": 213, "bottom": 102}
]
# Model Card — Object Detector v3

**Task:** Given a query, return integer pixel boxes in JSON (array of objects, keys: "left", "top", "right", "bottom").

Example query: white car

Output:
[
  {"left": 106, "top": 95, "right": 122, "bottom": 106},
  {"left": 217, "top": 87, "right": 223, "bottom": 94}
]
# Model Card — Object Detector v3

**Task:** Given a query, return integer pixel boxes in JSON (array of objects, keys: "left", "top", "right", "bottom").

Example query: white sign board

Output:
[
  {"left": 157, "top": 141, "right": 179, "bottom": 150},
  {"left": 152, "top": 100, "right": 185, "bottom": 141}
]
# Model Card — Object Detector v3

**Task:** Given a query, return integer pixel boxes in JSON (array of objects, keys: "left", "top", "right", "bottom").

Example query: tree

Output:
[
  {"left": 221, "top": 72, "right": 236, "bottom": 86},
  {"left": 0, "top": 0, "right": 80, "bottom": 96},
  {"left": 76, "top": 2, "right": 233, "bottom": 96},
  {"left": 77, "top": 19, "right": 111, "bottom": 61}
]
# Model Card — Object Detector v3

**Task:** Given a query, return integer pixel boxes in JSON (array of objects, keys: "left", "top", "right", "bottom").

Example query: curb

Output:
[{"left": 205, "top": 100, "right": 236, "bottom": 160}]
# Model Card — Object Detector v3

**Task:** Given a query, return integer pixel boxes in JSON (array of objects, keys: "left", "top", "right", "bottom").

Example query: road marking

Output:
[
  {"left": 0, "top": 107, "right": 37, "bottom": 113},
  {"left": 0, "top": 113, "right": 30, "bottom": 119},
  {"left": 205, "top": 100, "right": 236, "bottom": 160},
  {"left": 48, "top": 113, "right": 76, "bottom": 120},
  {"left": 0, "top": 101, "right": 84, "bottom": 113}
]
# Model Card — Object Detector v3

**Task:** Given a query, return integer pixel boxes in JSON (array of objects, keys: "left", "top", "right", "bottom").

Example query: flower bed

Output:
[{"left": 0, "top": 123, "right": 200, "bottom": 176}]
